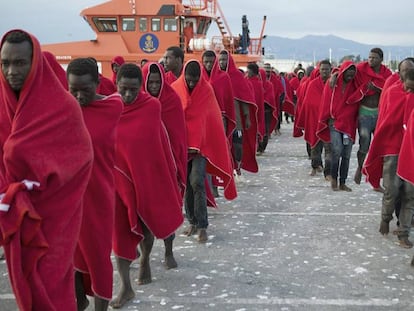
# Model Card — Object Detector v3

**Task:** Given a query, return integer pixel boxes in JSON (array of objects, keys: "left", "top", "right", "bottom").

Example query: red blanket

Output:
[
  {"left": 113, "top": 91, "right": 183, "bottom": 260},
  {"left": 294, "top": 72, "right": 320, "bottom": 138},
  {"left": 397, "top": 93, "right": 414, "bottom": 184},
  {"left": 349, "top": 61, "right": 392, "bottom": 103},
  {"left": 220, "top": 50, "right": 258, "bottom": 172},
  {"left": 111, "top": 55, "right": 125, "bottom": 83},
  {"left": 97, "top": 74, "right": 116, "bottom": 96},
  {"left": 299, "top": 76, "right": 326, "bottom": 148},
  {"left": 165, "top": 70, "right": 178, "bottom": 85},
  {"left": 259, "top": 69, "right": 278, "bottom": 133},
  {"left": 317, "top": 61, "right": 359, "bottom": 143},
  {"left": 74, "top": 94, "right": 122, "bottom": 300},
  {"left": 0, "top": 29, "right": 93, "bottom": 311},
  {"left": 42, "top": 51, "right": 67, "bottom": 89},
  {"left": 247, "top": 75, "right": 265, "bottom": 139},
  {"left": 172, "top": 60, "right": 237, "bottom": 201},
  {"left": 203, "top": 52, "right": 236, "bottom": 139},
  {"left": 142, "top": 62, "right": 188, "bottom": 196},
  {"left": 269, "top": 72, "right": 283, "bottom": 124},
  {"left": 282, "top": 77, "right": 295, "bottom": 115},
  {"left": 364, "top": 85, "right": 414, "bottom": 188}
]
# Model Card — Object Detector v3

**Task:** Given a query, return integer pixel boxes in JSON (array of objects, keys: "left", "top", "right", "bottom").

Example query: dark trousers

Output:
[{"left": 185, "top": 155, "right": 208, "bottom": 229}]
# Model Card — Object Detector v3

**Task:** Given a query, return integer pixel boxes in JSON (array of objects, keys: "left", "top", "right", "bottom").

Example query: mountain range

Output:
[{"left": 262, "top": 34, "right": 414, "bottom": 63}]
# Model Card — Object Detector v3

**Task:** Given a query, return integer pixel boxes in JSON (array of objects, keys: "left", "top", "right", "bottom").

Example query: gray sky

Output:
[{"left": 1, "top": 0, "right": 413, "bottom": 47}]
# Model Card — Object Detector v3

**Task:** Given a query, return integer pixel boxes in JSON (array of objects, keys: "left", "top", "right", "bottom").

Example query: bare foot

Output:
[
  {"left": 138, "top": 261, "right": 152, "bottom": 285},
  {"left": 182, "top": 225, "right": 197, "bottom": 236},
  {"left": 379, "top": 220, "right": 389, "bottom": 235},
  {"left": 109, "top": 288, "right": 135, "bottom": 309},
  {"left": 164, "top": 255, "right": 178, "bottom": 269}
]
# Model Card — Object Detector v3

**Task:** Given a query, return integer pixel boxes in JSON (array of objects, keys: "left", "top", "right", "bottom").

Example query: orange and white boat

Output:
[{"left": 42, "top": 0, "right": 266, "bottom": 77}]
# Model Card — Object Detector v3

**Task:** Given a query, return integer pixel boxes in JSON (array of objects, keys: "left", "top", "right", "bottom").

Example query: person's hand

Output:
[{"left": 244, "top": 115, "right": 251, "bottom": 129}]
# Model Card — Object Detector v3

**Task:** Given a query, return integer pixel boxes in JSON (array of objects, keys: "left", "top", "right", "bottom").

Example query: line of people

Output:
[
  {"left": 294, "top": 48, "right": 414, "bottom": 264},
  {"left": 0, "top": 29, "right": 290, "bottom": 311}
]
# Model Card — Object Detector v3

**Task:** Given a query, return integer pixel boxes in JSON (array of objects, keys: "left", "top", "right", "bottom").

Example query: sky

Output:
[{"left": 1, "top": 0, "right": 414, "bottom": 47}]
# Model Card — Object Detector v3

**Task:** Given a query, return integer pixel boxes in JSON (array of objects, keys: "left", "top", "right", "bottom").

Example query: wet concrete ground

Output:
[{"left": 1, "top": 122, "right": 414, "bottom": 310}]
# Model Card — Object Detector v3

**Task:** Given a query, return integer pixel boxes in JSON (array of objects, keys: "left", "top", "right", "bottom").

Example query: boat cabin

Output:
[{"left": 42, "top": 0, "right": 265, "bottom": 77}]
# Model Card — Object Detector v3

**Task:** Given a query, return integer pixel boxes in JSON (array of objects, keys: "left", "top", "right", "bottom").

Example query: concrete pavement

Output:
[{"left": 1, "top": 122, "right": 414, "bottom": 311}]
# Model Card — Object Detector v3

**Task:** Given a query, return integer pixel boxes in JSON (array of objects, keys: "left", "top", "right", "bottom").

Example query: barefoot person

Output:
[
  {"left": 0, "top": 29, "right": 93, "bottom": 310},
  {"left": 172, "top": 60, "right": 237, "bottom": 242},
  {"left": 363, "top": 59, "right": 414, "bottom": 244},
  {"left": 111, "top": 63, "right": 183, "bottom": 308},
  {"left": 67, "top": 58, "right": 123, "bottom": 311},
  {"left": 142, "top": 61, "right": 187, "bottom": 269}
]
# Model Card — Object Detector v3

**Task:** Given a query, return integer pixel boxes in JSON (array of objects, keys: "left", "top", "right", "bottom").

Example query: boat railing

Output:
[
  {"left": 182, "top": 0, "right": 216, "bottom": 13},
  {"left": 210, "top": 35, "right": 262, "bottom": 56}
]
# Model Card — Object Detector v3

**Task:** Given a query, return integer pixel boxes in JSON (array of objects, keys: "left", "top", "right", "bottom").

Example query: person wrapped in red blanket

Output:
[
  {"left": 141, "top": 61, "right": 187, "bottom": 269},
  {"left": 349, "top": 48, "right": 392, "bottom": 185},
  {"left": 111, "top": 63, "right": 183, "bottom": 309},
  {"left": 172, "top": 60, "right": 237, "bottom": 243},
  {"left": 0, "top": 29, "right": 93, "bottom": 311},
  {"left": 218, "top": 50, "right": 258, "bottom": 177},
  {"left": 317, "top": 61, "right": 359, "bottom": 191},
  {"left": 366, "top": 65, "right": 414, "bottom": 247},
  {"left": 66, "top": 58, "right": 123, "bottom": 311}
]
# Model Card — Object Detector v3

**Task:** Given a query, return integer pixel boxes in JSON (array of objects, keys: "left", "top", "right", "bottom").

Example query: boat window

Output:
[
  {"left": 164, "top": 18, "right": 177, "bottom": 32},
  {"left": 93, "top": 17, "right": 118, "bottom": 32},
  {"left": 139, "top": 18, "right": 147, "bottom": 32},
  {"left": 122, "top": 18, "right": 135, "bottom": 31},
  {"left": 197, "top": 19, "right": 205, "bottom": 35},
  {"left": 151, "top": 18, "right": 161, "bottom": 32}
]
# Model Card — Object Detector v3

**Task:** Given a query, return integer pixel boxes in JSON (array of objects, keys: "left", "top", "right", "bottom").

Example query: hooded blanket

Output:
[
  {"left": 142, "top": 62, "right": 187, "bottom": 196},
  {"left": 0, "top": 29, "right": 93, "bottom": 311},
  {"left": 113, "top": 91, "right": 183, "bottom": 260},
  {"left": 74, "top": 94, "right": 122, "bottom": 300},
  {"left": 172, "top": 60, "right": 237, "bottom": 201}
]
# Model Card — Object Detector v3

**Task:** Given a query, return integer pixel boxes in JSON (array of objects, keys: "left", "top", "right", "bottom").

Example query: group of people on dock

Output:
[
  {"left": 1, "top": 28, "right": 414, "bottom": 311},
  {"left": 293, "top": 48, "right": 414, "bottom": 263}
]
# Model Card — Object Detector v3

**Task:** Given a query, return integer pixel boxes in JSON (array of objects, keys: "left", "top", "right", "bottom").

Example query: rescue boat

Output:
[{"left": 42, "top": 0, "right": 266, "bottom": 77}]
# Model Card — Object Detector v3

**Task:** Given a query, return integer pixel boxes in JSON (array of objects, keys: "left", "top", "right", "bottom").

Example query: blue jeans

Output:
[
  {"left": 330, "top": 125, "right": 353, "bottom": 184},
  {"left": 357, "top": 114, "right": 378, "bottom": 166},
  {"left": 185, "top": 155, "right": 208, "bottom": 229}
]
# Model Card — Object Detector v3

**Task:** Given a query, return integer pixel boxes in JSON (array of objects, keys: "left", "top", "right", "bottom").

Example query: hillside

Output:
[{"left": 263, "top": 34, "right": 413, "bottom": 63}]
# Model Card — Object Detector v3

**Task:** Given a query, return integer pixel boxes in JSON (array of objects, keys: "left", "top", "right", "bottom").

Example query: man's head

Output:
[
  {"left": 398, "top": 57, "right": 414, "bottom": 82},
  {"left": 185, "top": 61, "right": 201, "bottom": 93},
  {"left": 147, "top": 64, "right": 162, "bottom": 97},
  {"left": 368, "top": 47, "right": 383, "bottom": 69},
  {"left": 264, "top": 63, "right": 272, "bottom": 79},
  {"left": 319, "top": 59, "right": 332, "bottom": 82},
  {"left": 342, "top": 64, "right": 356, "bottom": 83},
  {"left": 163, "top": 46, "right": 184, "bottom": 74},
  {"left": 297, "top": 69, "right": 305, "bottom": 80},
  {"left": 218, "top": 51, "right": 229, "bottom": 71},
  {"left": 1, "top": 30, "right": 33, "bottom": 92},
  {"left": 246, "top": 63, "right": 259, "bottom": 78},
  {"left": 403, "top": 68, "right": 414, "bottom": 93},
  {"left": 117, "top": 63, "right": 142, "bottom": 104},
  {"left": 202, "top": 50, "right": 216, "bottom": 75},
  {"left": 67, "top": 58, "right": 99, "bottom": 106}
]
